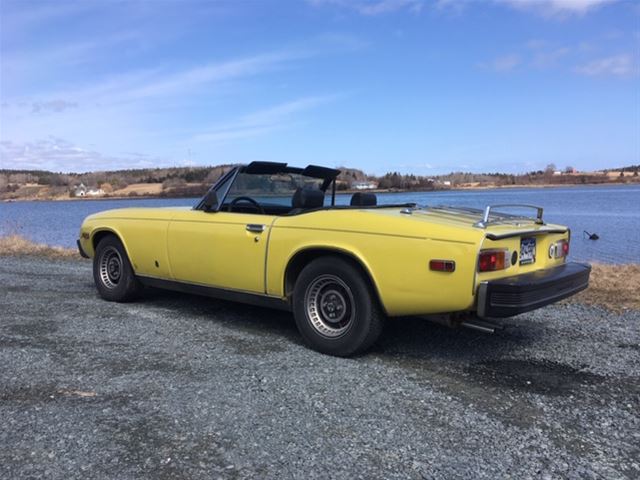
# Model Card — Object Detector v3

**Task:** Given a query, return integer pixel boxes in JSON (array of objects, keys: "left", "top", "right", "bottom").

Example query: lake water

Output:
[{"left": 1, "top": 185, "right": 639, "bottom": 264}]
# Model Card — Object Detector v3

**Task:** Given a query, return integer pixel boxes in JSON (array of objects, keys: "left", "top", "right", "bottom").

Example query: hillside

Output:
[{"left": 1, "top": 163, "right": 638, "bottom": 201}]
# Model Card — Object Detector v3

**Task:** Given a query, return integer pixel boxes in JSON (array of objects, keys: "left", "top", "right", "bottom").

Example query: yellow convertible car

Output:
[{"left": 78, "top": 162, "right": 590, "bottom": 356}]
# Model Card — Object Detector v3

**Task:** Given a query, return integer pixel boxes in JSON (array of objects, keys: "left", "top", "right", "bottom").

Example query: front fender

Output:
[{"left": 79, "top": 223, "right": 130, "bottom": 260}]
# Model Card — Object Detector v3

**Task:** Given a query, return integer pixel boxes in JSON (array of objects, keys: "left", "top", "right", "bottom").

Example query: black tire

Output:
[
  {"left": 292, "top": 256, "right": 385, "bottom": 357},
  {"left": 93, "top": 235, "right": 142, "bottom": 302}
]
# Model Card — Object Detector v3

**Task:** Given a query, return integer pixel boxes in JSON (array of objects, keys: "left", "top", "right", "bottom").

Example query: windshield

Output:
[{"left": 223, "top": 172, "right": 324, "bottom": 207}]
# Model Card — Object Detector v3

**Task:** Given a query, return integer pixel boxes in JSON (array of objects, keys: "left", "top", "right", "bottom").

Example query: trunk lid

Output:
[
  {"left": 370, "top": 204, "right": 567, "bottom": 239},
  {"left": 370, "top": 204, "right": 571, "bottom": 282},
  {"left": 414, "top": 205, "right": 566, "bottom": 235}
]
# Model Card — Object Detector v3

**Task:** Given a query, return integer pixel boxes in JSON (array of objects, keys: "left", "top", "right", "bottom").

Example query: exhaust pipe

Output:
[
  {"left": 460, "top": 318, "right": 504, "bottom": 334},
  {"left": 422, "top": 314, "right": 505, "bottom": 333}
]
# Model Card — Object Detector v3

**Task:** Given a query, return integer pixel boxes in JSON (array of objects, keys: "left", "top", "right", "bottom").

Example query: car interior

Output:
[
  {"left": 198, "top": 162, "right": 385, "bottom": 216},
  {"left": 350, "top": 192, "right": 377, "bottom": 206},
  {"left": 220, "top": 188, "right": 380, "bottom": 216}
]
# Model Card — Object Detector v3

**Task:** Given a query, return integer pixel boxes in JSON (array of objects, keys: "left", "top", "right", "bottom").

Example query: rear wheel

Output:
[
  {"left": 292, "top": 256, "right": 385, "bottom": 356},
  {"left": 93, "top": 235, "right": 142, "bottom": 302}
]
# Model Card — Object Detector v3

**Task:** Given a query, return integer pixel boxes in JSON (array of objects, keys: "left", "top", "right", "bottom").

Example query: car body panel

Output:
[
  {"left": 80, "top": 208, "right": 175, "bottom": 278},
  {"left": 266, "top": 209, "right": 483, "bottom": 316},
  {"left": 79, "top": 203, "right": 571, "bottom": 317},
  {"left": 166, "top": 210, "right": 277, "bottom": 293}
]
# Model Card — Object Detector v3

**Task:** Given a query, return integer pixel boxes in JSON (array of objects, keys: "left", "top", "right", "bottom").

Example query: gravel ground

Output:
[{"left": 1, "top": 255, "right": 639, "bottom": 479}]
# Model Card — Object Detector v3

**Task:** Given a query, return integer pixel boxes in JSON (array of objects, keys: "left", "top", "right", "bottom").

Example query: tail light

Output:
[
  {"left": 478, "top": 250, "right": 509, "bottom": 272},
  {"left": 549, "top": 239, "right": 569, "bottom": 259}
]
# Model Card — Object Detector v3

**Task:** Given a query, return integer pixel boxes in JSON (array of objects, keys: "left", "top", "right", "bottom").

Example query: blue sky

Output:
[{"left": 0, "top": 0, "right": 638, "bottom": 175}]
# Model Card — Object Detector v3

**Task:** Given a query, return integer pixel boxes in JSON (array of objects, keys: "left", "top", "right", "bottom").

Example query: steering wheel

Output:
[{"left": 229, "top": 196, "right": 265, "bottom": 214}]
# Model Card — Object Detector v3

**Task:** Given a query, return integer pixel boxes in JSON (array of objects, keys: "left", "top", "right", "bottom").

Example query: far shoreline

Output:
[{"left": 3, "top": 180, "right": 639, "bottom": 203}]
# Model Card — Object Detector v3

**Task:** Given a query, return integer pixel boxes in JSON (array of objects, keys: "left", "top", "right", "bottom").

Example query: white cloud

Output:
[
  {"left": 498, "top": 0, "right": 615, "bottom": 17},
  {"left": 0, "top": 137, "right": 159, "bottom": 172},
  {"left": 531, "top": 46, "right": 571, "bottom": 68},
  {"left": 0, "top": 1, "right": 97, "bottom": 38},
  {"left": 482, "top": 40, "right": 636, "bottom": 77},
  {"left": 308, "top": 0, "right": 423, "bottom": 15},
  {"left": 367, "top": 0, "right": 618, "bottom": 17},
  {"left": 433, "top": 0, "right": 470, "bottom": 14},
  {"left": 31, "top": 100, "right": 78, "bottom": 113},
  {"left": 482, "top": 53, "right": 522, "bottom": 72},
  {"left": 0, "top": 36, "right": 354, "bottom": 171},
  {"left": 193, "top": 96, "right": 336, "bottom": 144},
  {"left": 6, "top": 52, "right": 302, "bottom": 110},
  {"left": 7, "top": 48, "right": 311, "bottom": 113},
  {"left": 242, "top": 96, "right": 334, "bottom": 125},
  {"left": 0, "top": 49, "right": 314, "bottom": 161},
  {"left": 2, "top": 31, "right": 142, "bottom": 78},
  {"left": 575, "top": 54, "right": 638, "bottom": 77},
  {"left": 396, "top": 162, "right": 436, "bottom": 169},
  {"left": 123, "top": 52, "right": 296, "bottom": 101}
]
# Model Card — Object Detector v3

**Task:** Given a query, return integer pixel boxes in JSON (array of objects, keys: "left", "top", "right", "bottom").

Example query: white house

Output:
[
  {"left": 352, "top": 181, "right": 378, "bottom": 190},
  {"left": 74, "top": 183, "right": 104, "bottom": 197}
]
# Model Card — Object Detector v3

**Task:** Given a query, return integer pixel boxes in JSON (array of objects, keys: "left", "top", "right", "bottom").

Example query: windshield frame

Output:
[
  {"left": 193, "top": 162, "right": 339, "bottom": 213},
  {"left": 193, "top": 166, "right": 240, "bottom": 212}
]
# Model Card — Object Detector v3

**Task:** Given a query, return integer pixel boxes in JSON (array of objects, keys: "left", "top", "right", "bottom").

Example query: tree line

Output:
[
  {"left": 1, "top": 162, "right": 638, "bottom": 197},
  {"left": 0, "top": 165, "right": 235, "bottom": 196}
]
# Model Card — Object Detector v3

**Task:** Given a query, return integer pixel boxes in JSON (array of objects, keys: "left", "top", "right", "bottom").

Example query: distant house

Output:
[
  {"left": 73, "top": 183, "right": 104, "bottom": 197},
  {"left": 73, "top": 183, "right": 87, "bottom": 196},
  {"left": 87, "top": 188, "right": 105, "bottom": 197},
  {"left": 352, "top": 181, "right": 378, "bottom": 190},
  {"left": 553, "top": 171, "right": 562, "bottom": 176}
]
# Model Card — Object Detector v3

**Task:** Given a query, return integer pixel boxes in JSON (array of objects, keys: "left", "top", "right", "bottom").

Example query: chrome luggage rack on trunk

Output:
[
  {"left": 474, "top": 204, "right": 544, "bottom": 229},
  {"left": 426, "top": 204, "right": 545, "bottom": 228}
]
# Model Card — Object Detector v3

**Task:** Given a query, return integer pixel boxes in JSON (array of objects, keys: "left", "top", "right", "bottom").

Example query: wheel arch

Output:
[
  {"left": 91, "top": 229, "right": 134, "bottom": 266},
  {"left": 283, "top": 247, "right": 388, "bottom": 315}
]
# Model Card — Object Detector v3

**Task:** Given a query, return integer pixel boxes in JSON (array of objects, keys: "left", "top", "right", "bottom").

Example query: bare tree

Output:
[{"left": 162, "top": 178, "right": 187, "bottom": 190}]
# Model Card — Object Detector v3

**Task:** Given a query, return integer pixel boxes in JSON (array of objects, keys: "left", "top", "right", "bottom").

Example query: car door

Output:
[{"left": 166, "top": 209, "right": 276, "bottom": 294}]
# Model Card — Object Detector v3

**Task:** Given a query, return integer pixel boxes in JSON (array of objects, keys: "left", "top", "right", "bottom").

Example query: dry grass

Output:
[
  {"left": 0, "top": 235, "right": 77, "bottom": 258},
  {"left": 567, "top": 263, "right": 640, "bottom": 312},
  {"left": 112, "top": 183, "right": 164, "bottom": 195},
  {"left": 605, "top": 171, "right": 636, "bottom": 178}
]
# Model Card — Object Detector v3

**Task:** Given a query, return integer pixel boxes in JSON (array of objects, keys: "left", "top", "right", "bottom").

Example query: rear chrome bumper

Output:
[{"left": 477, "top": 262, "right": 591, "bottom": 318}]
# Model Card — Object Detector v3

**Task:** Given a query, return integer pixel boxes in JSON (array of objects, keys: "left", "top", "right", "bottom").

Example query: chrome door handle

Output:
[{"left": 246, "top": 224, "right": 266, "bottom": 233}]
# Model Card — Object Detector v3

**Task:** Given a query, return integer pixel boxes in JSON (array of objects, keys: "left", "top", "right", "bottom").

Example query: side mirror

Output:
[{"left": 202, "top": 190, "right": 218, "bottom": 211}]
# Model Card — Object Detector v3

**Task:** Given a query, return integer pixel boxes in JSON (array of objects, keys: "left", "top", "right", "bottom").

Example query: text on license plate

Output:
[{"left": 520, "top": 237, "right": 536, "bottom": 265}]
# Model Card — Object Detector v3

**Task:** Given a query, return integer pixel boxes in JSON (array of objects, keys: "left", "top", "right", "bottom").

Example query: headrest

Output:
[
  {"left": 292, "top": 188, "right": 325, "bottom": 209},
  {"left": 350, "top": 192, "right": 377, "bottom": 206}
]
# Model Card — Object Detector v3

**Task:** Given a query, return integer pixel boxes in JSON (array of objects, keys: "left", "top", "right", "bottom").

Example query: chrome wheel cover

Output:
[
  {"left": 305, "top": 274, "right": 355, "bottom": 338},
  {"left": 99, "top": 246, "right": 123, "bottom": 289}
]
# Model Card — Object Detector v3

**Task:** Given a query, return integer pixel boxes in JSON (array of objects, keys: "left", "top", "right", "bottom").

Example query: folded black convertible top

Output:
[{"left": 242, "top": 161, "right": 340, "bottom": 181}]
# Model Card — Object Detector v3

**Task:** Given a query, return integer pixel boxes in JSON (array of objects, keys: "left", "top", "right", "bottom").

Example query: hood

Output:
[{"left": 84, "top": 206, "right": 192, "bottom": 222}]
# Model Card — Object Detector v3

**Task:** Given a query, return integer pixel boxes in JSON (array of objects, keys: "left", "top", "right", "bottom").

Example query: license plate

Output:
[{"left": 520, "top": 237, "right": 536, "bottom": 265}]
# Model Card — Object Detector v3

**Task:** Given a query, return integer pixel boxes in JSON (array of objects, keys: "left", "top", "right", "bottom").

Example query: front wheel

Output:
[
  {"left": 292, "top": 256, "right": 385, "bottom": 356},
  {"left": 93, "top": 235, "right": 142, "bottom": 302}
]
